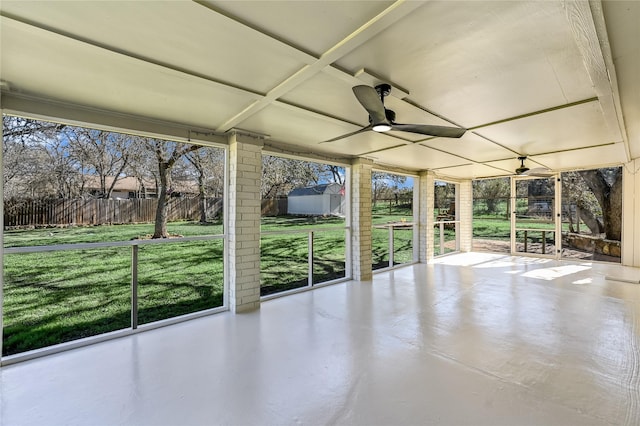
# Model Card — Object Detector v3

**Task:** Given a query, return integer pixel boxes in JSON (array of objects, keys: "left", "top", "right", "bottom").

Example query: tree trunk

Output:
[
  {"left": 576, "top": 203, "right": 603, "bottom": 235},
  {"left": 603, "top": 172, "right": 622, "bottom": 240},
  {"left": 198, "top": 174, "right": 207, "bottom": 224},
  {"left": 153, "top": 162, "right": 170, "bottom": 238},
  {"left": 577, "top": 169, "right": 622, "bottom": 240}
]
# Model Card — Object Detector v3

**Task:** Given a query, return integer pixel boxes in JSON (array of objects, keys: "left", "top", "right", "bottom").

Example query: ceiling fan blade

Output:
[
  {"left": 352, "top": 85, "right": 387, "bottom": 124},
  {"left": 524, "top": 167, "right": 554, "bottom": 177},
  {"left": 390, "top": 123, "right": 466, "bottom": 138},
  {"left": 319, "top": 126, "right": 372, "bottom": 144}
]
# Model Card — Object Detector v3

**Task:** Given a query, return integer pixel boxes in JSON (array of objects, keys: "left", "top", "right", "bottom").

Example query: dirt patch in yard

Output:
[{"left": 471, "top": 238, "right": 620, "bottom": 263}]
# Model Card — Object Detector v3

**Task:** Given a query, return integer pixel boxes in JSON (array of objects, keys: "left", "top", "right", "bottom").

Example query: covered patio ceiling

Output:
[{"left": 1, "top": 1, "right": 638, "bottom": 179}]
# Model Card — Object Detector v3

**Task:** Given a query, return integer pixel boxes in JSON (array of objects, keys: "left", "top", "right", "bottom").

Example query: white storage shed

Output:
[{"left": 287, "top": 183, "right": 344, "bottom": 216}]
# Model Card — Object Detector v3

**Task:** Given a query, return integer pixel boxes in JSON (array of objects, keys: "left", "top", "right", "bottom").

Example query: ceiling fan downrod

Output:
[
  {"left": 375, "top": 83, "right": 392, "bottom": 102},
  {"left": 372, "top": 84, "right": 393, "bottom": 132},
  {"left": 516, "top": 156, "right": 530, "bottom": 174}
]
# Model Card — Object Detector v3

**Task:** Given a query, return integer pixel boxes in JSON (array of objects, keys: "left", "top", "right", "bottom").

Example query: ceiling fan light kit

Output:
[{"left": 372, "top": 124, "right": 392, "bottom": 132}]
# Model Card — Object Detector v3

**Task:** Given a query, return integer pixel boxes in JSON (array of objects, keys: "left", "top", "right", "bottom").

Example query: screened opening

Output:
[
  {"left": 371, "top": 171, "right": 415, "bottom": 270},
  {"left": 513, "top": 177, "right": 556, "bottom": 256},
  {"left": 260, "top": 155, "right": 347, "bottom": 296},
  {"left": 561, "top": 168, "right": 621, "bottom": 263},
  {"left": 470, "top": 168, "right": 623, "bottom": 262},
  {"left": 2, "top": 115, "right": 225, "bottom": 356},
  {"left": 472, "top": 177, "right": 510, "bottom": 253},
  {"left": 434, "top": 180, "right": 457, "bottom": 256}
]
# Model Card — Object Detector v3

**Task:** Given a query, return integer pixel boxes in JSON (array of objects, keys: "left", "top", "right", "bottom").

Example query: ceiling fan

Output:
[
  {"left": 514, "top": 156, "right": 554, "bottom": 177},
  {"left": 320, "top": 84, "right": 466, "bottom": 143}
]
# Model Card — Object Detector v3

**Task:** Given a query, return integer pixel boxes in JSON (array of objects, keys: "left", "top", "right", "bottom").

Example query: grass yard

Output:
[
  {"left": 372, "top": 202, "right": 414, "bottom": 269},
  {"left": 3, "top": 222, "right": 224, "bottom": 356},
  {"left": 4, "top": 213, "right": 418, "bottom": 356},
  {"left": 260, "top": 216, "right": 348, "bottom": 295},
  {"left": 472, "top": 217, "right": 511, "bottom": 241}
]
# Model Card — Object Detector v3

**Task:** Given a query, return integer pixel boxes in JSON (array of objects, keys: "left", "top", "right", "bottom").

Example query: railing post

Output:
[
  {"left": 131, "top": 244, "right": 138, "bottom": 329},
  {"left": 388, "top": 225, "right": 394, "bottom": 267},
  {"left": 439, "top": 222, "right": 445, "bottom": 255},
  {"left": 524, "top": 230, "right": 528, "bottom": 253},
  {"left": 308, "top": 231, "right": 314, "bottom": 287}
]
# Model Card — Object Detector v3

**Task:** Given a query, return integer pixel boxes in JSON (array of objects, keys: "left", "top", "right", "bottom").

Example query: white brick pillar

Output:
[
  {"left": 351, "top": 158, "right": 373, "bottom": 281},
  {"left": 458, "top": 180, "right": 473, "bottom": 252},
  {"left": 418, "top": 171, "right": 435, "bottom": 262},
  {"left": 228, "top": 133, "right": 263, "bottom": 313}
]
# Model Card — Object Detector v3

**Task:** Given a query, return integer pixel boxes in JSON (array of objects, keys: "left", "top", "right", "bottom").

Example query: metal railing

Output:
[
  {"left": 2, "top": 234, "right": 226, "bottom": 363},
  {"left": 372, "top": 222, "right": 416, "bottom": 270},
  {"left": 433, "top": 220, "right": 459, "bottom": 256},
  {"left": 515, "top": 228, "right": 556, "bottom": 255},
  {"left": 260, "top": 226, "right": 350, "bottom": 298}
]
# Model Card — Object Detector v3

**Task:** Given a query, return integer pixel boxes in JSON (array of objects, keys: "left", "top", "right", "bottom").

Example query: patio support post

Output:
[
  {"left": 458, "top": 180, "right": 473, "bottom": 252},
  {"left": 228, "top": 133, "right": 263, "bottom": 312},
  {"left": 418, "top": 171, "right": 435, "bottom": 262},
  {"left": 622, "top": 158, "right": 640, "bottom": 267},
  {"left": 351, "top": 158, "right": 373, "bottom": 281}
]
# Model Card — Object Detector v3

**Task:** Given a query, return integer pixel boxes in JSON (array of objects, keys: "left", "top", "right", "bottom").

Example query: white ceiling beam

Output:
[
  {"left": 215, "top": 0, "right": 426, "bottom": 132},
  {"left": 565, "top": 0, "right": 630, "bottom": 161},
  {"left": 0, "top": 92, "right": 228, "bottom": 146}
]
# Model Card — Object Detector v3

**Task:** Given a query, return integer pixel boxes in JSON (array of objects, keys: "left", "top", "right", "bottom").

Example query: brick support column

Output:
[
  {"left": 351, "top": 158, "right": 373, "bottom": 281},
  {"left": 458, "top": 180, "right": 473, "bottom": 252},
  {"left": 418, "top": 171, "right": 435, "bottom": 262},
  {"left": 227, "top": 133, "right": 263, "bottom": 312}
]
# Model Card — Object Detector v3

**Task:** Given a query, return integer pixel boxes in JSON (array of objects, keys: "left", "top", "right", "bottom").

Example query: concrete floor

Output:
[{"left": 1, "top": 253, "right": 639, "bottom": 426}]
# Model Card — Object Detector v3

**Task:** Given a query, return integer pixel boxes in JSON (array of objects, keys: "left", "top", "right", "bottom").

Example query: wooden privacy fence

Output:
[
  {"left": 4, "top": 197, "right": 223, "bottom": 227},
  {"left": 261, "top": 197, "right": 288, "bottom": 216}
]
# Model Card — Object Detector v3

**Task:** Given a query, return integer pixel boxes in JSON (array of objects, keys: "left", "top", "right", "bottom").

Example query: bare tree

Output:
[
  {"left": 261, "top": 155, "right": 319, "bottom": 199},
  {"left": 145, "top": 139, "right": 201, "bottom": 238},
  {"left": 43, "top": 134, "right": 84, "bottom": 198},
  {"left": 65, "top": 128, "right": 137, "bottom": 198},
  {"left": 185, "top": 148, "right": 224, "bottom": 223},
  {"left": 2, "top": 116, "right": 66, "bottom": 198},
  {"left": 326, "top": 165, "right": 345, "bottom": 185},
  {"left": 372, "top": 172, "right": 406, "bottom": 205}
]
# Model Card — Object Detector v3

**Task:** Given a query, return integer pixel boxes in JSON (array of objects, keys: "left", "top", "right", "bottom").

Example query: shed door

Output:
[{"left": 330, "top": 194, "right": 342, "bottom": 214}]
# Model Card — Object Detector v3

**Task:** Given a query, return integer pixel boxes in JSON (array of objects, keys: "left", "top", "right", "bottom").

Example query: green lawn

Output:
[
  {"left": 473, "top": 217, "right": 511, "bottom": 240},
  {"left": 3, "top": 222, "right": 225, "bottom": 356},
  {"left": 260, "top": 216, "right": 349, "bottom": 295},
  {"left": 3, "top": 212, "right": 418, "bottom": 356},
  {"left": 372, "top": 203, "right": 414, "bottom": 269}
]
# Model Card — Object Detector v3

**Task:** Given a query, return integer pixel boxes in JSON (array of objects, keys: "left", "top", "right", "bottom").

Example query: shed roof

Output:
[{"left": 289, "top": 183, "right": 339, "bottom": 197}]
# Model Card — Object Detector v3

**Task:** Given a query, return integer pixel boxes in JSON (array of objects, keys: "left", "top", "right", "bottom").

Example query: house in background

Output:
[
  {"left": 287, "top": 183, "right": 344, "bottom": 216},
  {"left": 83, "top": 176, "right": 198, "bottom": 199}
]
